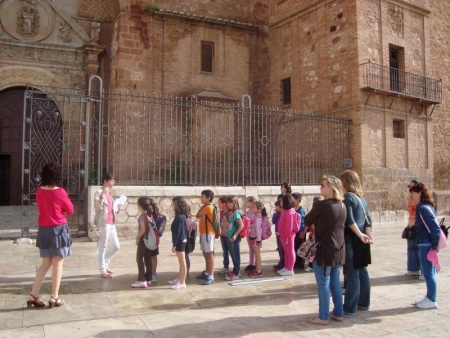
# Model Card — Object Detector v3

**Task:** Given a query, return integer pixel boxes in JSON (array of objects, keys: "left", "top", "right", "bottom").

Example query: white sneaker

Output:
[
  {"left": 304, "top": 267, "right": 313, "bottom": 272},
  {"left": 278, "top": 269, "right": 294, "bottom": 276},
  {"left": 131, "top": 281, "right": 147, "bottom": 288},
  {"left": 414, "top": 296, "right": 427, "bottom": 305},
  {"left": 418, "top": 275, "right": 425, "bottom": 280},
  {"left": 416, "top": 297, "right": 438, "bottom": 309},
  {"left": 277, "top": 268, "right": 287, "bottom": 274},
  {"left": 405, "top": 271, "right": 421, "bottom": 276},
  {"left": 168, "top": 278, "right": 178, "bottom": 285},
  {"left": 218, "top": 267, "right": 229, "bottom": 274},
  {"left": 170, "top": 281, "right": 187, "bottom": 290}
]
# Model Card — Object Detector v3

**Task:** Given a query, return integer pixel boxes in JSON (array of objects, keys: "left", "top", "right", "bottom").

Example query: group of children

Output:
[{"left": 131, "top": 185, "right": 312, "bottom": 290}]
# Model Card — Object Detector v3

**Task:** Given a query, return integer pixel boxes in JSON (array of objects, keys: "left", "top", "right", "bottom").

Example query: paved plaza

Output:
[{"left": 0, "top": 220, "right": 449, "bottom": 337}]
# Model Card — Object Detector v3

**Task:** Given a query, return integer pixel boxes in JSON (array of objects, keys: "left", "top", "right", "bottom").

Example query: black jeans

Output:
[{"left": 137, "top": 239, "right": 152, "bottom": 282}]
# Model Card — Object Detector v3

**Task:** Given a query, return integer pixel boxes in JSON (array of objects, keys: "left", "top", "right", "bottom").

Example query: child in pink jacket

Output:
[{"left": 277, "top": 194, "right": 301, "bottom": 276}]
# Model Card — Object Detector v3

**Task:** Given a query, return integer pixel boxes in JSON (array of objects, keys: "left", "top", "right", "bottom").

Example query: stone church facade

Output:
[{"left": 0, "top": 0, "right": 449, "bottom": 222}]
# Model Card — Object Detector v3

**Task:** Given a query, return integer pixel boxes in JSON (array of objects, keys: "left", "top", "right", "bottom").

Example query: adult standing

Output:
[
  {"left": 94, "top": 173, "right": 120, "bottom": 278},
  {"left": 304, "top": 176, "right": 347, "bottom": 325},
  {"left": 409, "top": 182, "right": 440, "bottom": 309},
  {"left": 340, "top": 170, "right": 372, "bottom": 315},
  {"left": 26, "top": 162, "right": 74, "bottom": 308},
  {"left": 405, "top": 180, "right": 422, "bottom": 278}
]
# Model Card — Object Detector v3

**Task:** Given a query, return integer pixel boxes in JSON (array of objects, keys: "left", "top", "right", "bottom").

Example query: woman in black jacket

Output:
[{"left": 304, "top": 175, "right": 347, "bottom": 325}]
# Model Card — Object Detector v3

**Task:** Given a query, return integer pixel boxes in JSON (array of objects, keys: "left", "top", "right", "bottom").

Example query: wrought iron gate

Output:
[{"left": 21, "top": 86, "right": 97, "bottom": 236}]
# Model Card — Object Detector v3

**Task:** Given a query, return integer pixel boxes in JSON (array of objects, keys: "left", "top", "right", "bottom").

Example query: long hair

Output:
[
  {"left": 281, "top": 181, "right": 292, "bottom": 194},
  {"left": 137, "top": 197, "right": 154, "bottom": 218},
  {"left": 40, "top": 162, "right": 62, "bottom": 187},
  {"left": 148, "top": 198, "right": 160, "bottom": 218},
  {"left": 340, "top": 170, "right": 363, "bottom": 196},
  {"left": 409, "top": 182, "right": 434, "bottom": 207},
  {"left": 172, "top": 196, "right": 191, "bottom": 216},
  {"left": 253, "top": 200, "right": 267, "bottom": 217},
  {"left": 226, "top": 195, "right": 239, "bottom": 212},
  {"left": 322, "top": 175, "right": 344, "bottom": 201}
]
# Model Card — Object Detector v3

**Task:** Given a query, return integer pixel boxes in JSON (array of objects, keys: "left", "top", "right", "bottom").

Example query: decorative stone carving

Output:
[
  {"left": 57, "top": 21, "right": 72, "bottom": 43},
  {"left": 90, "top": 21, "right": 100, "bottom": 44},
  {"left": 388, "top": 4, "right": 404, "bottom": 38},
  {"left": 0, "top": 0, "right": 55, "bottom": 42}
]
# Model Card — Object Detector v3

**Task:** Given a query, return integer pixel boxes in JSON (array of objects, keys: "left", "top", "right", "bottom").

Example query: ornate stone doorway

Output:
[{"left": 0, "top": 87, "right": 24, "bottom": 206}]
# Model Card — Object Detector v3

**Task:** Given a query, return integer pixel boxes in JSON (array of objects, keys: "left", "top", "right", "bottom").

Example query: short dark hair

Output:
[
  {"left": 102, "top": 172, "right": 114, "bottom": 184},
  {"left": 292, "top": 192, "right": 302, "bottom": 202},
  {"left": 201, "top": 189, "right": 214, "bottom": 202},
  {"left": 281, "top": 193, "right": 295, "bottom": 210},
  {"left": 40, "top": 162, "right": 62, "bottom": 187}
]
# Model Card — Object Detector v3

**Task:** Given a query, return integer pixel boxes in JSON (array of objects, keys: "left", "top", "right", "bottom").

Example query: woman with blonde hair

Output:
[
  {"left": 340, "top": 170, "right": 372, "bottom": 316},
  {"left": 304, "top": 176, "right": 347, "bottom": 325}
]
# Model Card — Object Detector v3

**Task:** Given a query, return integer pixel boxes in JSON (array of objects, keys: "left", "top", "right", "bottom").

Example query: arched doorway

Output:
[{"left": 0, "top": 88, "right": 25, "bottom": 205}]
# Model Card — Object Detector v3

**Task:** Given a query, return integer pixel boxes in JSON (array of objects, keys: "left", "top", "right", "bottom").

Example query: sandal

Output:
[
  {"left": 106, "top": 268, "right": 114, "bottom": 274},
  {"left": 101, "top": 273, "right": 112, "bottom": 278},
  {"left": 307, "top": 317, "right": 329, "bottom": 325},
  {"left": 48, "top": 296, "right": 64, "bottom": 309},
  {"left": 26, "top": 294, "right": 46, "bottom": 308}
]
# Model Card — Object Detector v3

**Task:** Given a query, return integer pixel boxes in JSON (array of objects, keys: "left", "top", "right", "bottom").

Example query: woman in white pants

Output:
[{"left": 94, "top": 173, "right": 120, "bottom": 278}]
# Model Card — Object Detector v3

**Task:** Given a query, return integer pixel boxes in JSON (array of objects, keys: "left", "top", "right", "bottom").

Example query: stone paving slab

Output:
[{"left": 0, "top": 222, "right": 449, "bottom": 337}]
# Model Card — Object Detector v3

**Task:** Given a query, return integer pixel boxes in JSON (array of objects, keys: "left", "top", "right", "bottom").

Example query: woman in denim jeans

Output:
[
  {"left": 304, "top": 175, "right": 347, "bottom": 325},
  {"left": 340, "top": 170, "right": 372, "bottom": 316},
  {"left": 409, "top": 183, "right": 440, "bottom": 309},
  {"left": 405, "top": 180, "right": 421, "bottom": 277}
]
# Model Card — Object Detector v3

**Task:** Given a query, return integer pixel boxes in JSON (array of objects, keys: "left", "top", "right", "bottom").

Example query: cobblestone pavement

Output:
[{"left": 0, "top": 221, "right": 449, "bottom": 337}]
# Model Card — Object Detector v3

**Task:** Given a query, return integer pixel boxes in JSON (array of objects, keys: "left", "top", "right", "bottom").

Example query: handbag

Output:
[
  {"left": 297, "top": 203, "right": 344, "bottom": 262},
  {"left": 297, "top": 238, "right": 318, "bottom": 262},
  {"left": 401, "top": 225, "right": 416, "bottom": 240},
  {"left": 419, "top": 206, "right": 447, "bottom": 250}
]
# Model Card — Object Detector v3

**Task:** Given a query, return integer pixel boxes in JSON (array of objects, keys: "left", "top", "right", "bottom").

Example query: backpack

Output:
[
  {"left": 261, "top": 216, "right": 272, "bottom": 240},
  {"left": 143, "top": 215, "right": 160, "bottom": 250},
  {"left": 238, "top": 213, "right": 250, "bottom": 238},
  {"left": 293, "top": 212, "right": 301, "bottom": 234},
  {"left": 205, "top": 204, "right": 221, "bottom": 239},
  {"left": 185, "top": 218, "right": 197, "bottom": 254},
  {"left": 154, "top": 214, "right": 167, "bottom": 237},
  {"left": 439, "top": 218, "right": 450, "bottom": 238}
]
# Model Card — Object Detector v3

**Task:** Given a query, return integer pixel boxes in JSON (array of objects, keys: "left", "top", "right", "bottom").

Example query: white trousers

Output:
[{"left": 97, "top": 224, "right": 120, "bottom": 274}]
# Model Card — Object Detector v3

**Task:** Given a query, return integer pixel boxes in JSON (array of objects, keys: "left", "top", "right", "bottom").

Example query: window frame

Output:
[{"left": 201, "top": 41, "right": 214, "bottom": 74}]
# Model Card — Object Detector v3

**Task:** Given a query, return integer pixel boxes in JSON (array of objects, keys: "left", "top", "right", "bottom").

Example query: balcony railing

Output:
[{"left": 360, "top": 61, "right": 442, "bottom": 104}]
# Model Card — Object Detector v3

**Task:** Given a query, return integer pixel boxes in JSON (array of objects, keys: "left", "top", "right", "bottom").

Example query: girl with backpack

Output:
[
  {"left": 224, "top": 196, "right": 244, "bottom": 281},
  {"left": 277, "top": 194, "right": 299, "bottom": 276},
  {"left": 148, "top": 198, "right": 166, "bottom": 282},
  {"left": 244, "top": 196, "right": 257, "bottom": 272},
  {"left": 131, "top": 197, "right": 155, "bottom": 288},
  {"left": 248, "top": 200, "right": 266, "bottom": 277},
  {"left": 218, "top": 196, "right": 231, "bottom": 275},
  {"left": 170, "top": 196, "right": 189, "bottom": 290}
]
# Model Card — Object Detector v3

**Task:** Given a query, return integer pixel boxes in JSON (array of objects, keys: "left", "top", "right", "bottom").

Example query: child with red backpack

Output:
[
  {"left": 248, "top": 200, "right": 267, "bottom": 277},
  {"left": 148, "top": 198, "right": 166, "bottom": 282},
  {"left": 224, "top": 195, "right": 244, "bottom": 281},
  {"left": 131, "top": 197, "right": 156, "bottom": 289}
]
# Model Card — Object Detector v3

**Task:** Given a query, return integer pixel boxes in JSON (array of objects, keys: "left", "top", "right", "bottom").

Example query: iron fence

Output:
[
  {"left": 360, "top": 61, "right": 442, "bottom": 104},
  {"left": 94, "top": 90, "right": 352, "bottom": 186}
]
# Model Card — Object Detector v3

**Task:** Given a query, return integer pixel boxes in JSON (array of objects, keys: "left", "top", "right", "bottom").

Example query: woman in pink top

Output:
[
  {"left": 277, "top": 193, "right": 300, "bottom": 276},
  {"left": 26, "top": 162, "right": 74, "bottom": 309}
]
